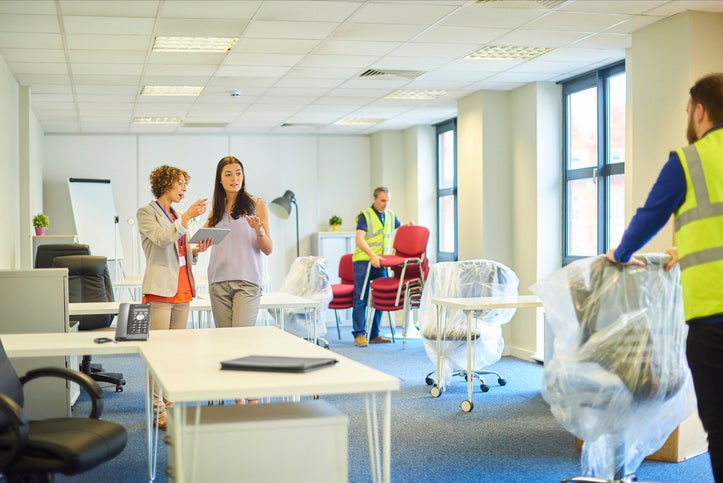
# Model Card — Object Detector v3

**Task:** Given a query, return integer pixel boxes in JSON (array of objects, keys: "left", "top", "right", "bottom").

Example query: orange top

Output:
[{"left": 143, "top": 237, "right": 193, "bottom": 304}]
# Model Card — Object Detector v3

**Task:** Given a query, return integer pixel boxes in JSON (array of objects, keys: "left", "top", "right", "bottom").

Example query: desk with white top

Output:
[
  {"left": 1, "top": 327, "right": 399, "bottom": 483},
  {"left": 430, "top": 295, "right": 543, "bottom": 412}
]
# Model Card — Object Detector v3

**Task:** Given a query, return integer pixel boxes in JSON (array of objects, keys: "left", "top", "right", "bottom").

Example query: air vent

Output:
[
  {"left": 358, "top": 69, "right": 425, "bottom": 80},
  {"left": 181, "top": 122, "right": 228, "bottom": 128},
  {"left": 474, "top": 0, "right": 566, "bottom": 9}
]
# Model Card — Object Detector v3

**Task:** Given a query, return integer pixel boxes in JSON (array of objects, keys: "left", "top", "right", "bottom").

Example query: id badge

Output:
[{"left": 179, "top": 255, "right": 186, "bottom": 267}]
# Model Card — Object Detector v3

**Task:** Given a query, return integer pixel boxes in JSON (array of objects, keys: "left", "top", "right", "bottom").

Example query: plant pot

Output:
[
  {"left": 35, "top": 227, "right": 46, "bottom": 236},
  {"left": 331, "top": 225, "right": 340, "bottom": 232}
]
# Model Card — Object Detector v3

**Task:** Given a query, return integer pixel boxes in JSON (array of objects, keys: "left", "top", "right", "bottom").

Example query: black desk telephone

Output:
[{"left": 116, "top": 303, "right": 150, "bottom": 341}]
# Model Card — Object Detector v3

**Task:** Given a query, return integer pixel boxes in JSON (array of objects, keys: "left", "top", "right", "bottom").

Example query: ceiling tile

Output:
[
  {"left": 144, "top": 64, "right": 217, "bottom": 76},
  {"left": 65, "top": 34, "right": 149, "bottom": 51},
  {"left": 155, "top": 18, "right": 248, "bottom": 37},
  {"left": 0, "top": 32, "right": 62, "bottom": 49},
  {"left": 440, "top": 6, "right": 547, "bottom": 28},
  {"left": 330, "top": 23, "right": 428, "bottom": 42},
  {"left": 0, "top": 48, "right": 65, "bottom": 62},
  {"left": 493, "top": 29, "right": 591, "bottom": 48},
  {"left": 412, "top": 26, "right": 509, "bottom": 44},
  {"left": 72, "top": 63, "right": 143, "bottom": 76},
  {"left": 0, "top": 14, "right": 58, "bottom": 33},
  {"left": 348, "top": 2, "right": 456, "bottom": 24},
  {"left": 243, "top": 20, "right": 339, "bottom": 40},
  {"left": 159, "top": 0, "right": 261, "bottom": 19},
  {"left": 235, "top": 38, "right": 321, "bottom": 54},
  {"left": 225, "top": 52, "right": 305, "bottom": 66},
  {"left": 59, "top": 0, "right": 159, "bottom": 17},
  {"left": 256, "top": 1, "right": 360, "bottom": 22},
  {"left": 62, "top": 16, "right": 154, "bottom": 35},
  {"left": 523, "top": 11, "right": 632, "bottom": 32},
  {"left": 570, "top": 33, "right": 632, "bottom": 50},
  {"left": 0, "top": 1, "right": 56, "bottom": 15}
]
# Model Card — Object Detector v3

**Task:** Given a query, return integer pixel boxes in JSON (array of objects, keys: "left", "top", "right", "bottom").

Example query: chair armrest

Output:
[
  {"left": 0, "top": 393, "right": 30, "bottom": 466},
  {"left": 19, "top": 367, "right": 104, "bottom": 419}
]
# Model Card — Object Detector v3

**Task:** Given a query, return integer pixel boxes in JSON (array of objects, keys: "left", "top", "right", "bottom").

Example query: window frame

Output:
[
  {"left": 435, "top": 118, "right": 457, "bottom": 262},
  {"left": 562, "top": 61, "right": 625, "bottom": 265}
]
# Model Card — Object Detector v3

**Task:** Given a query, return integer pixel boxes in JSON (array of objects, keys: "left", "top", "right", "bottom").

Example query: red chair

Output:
[
  {"left": 329, "top": 253, "right": 354, "bottom": 339},
  {"left": 364, "top": 225, "right": 430, "bottom": 347}
]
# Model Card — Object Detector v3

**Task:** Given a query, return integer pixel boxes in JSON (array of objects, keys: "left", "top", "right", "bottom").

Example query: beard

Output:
[{"left": 686, "top": 114, "right": 698, "bottom": 144}]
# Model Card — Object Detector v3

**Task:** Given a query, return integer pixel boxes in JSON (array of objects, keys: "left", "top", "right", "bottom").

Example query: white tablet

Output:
[{"left": 189, "top": 228, "right": 231, "bottom": 244}]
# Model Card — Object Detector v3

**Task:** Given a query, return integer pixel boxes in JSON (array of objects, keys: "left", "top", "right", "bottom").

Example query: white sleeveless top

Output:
[{"left": 207, "top": 211, "right": 263, "bottom": 287}]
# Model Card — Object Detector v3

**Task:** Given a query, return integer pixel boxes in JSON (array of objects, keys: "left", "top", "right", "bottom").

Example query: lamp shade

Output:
[{"left": 269, "top": 190, "right": 295, "bottom": 219}]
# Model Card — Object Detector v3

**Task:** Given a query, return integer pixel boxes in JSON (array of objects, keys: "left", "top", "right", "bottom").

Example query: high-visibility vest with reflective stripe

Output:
[
  {"left": 674, "top": 127, "right": 723, "bottom": 321},
  {"left": 352, "top": 207, "right": 395, "bottom": 262}
]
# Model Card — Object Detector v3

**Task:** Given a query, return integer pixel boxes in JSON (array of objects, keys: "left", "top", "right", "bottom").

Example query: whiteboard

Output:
[{"left": 67, "top": 178, "right": 124, "bottom": 260}]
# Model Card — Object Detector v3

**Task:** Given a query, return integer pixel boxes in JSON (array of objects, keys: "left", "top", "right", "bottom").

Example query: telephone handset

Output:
[{"left": 116, "top": 303, "right": 150, "bottom": 341}]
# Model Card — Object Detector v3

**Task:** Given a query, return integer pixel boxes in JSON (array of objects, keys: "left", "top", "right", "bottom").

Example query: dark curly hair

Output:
[
  {"left": 149, "top": 165, "right": 190, "bottom": 199},
  {"left": 690, "top": 73, "right": 723, "bottom": 125}
]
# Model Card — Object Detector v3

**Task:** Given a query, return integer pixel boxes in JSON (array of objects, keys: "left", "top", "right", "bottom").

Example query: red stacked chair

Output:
[
  {"left": 329, "top": 253, "right": 354, "bottom": 340},
  {"left": 365, "top": 225, "right": 430, "bottom": 348}
]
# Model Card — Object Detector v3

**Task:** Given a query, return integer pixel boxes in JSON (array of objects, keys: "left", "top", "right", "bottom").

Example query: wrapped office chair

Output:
[
  {"left": 273, "top": 256, "right": 333, "bottom": 347},
  {"left": 532, "top": 255, "right": 693, "bottom": 481},
  {"left": 328, "top": 253, "right": 354, "bottom": 340},
  {"left": 0, "top": 340, "right": 127, "bottom": 481},
  {"left": 419, "top": 260, "right": 519, "bottom": 410},
  {"left": 52, "top": 255, "right": 126, "bottom": 392}
]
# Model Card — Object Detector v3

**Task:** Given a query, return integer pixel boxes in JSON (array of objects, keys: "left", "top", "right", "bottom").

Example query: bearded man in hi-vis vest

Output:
[
  {"left": 607, "top": 73, "right": 723, "bottom": 482},
  {"left": 351, "top": 187, "right": 412, "bottom": 347}
]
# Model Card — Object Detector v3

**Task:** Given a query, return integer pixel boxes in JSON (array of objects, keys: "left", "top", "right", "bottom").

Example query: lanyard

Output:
[{"left": 156, "top": 201, "right": 185, "bottom": 251}]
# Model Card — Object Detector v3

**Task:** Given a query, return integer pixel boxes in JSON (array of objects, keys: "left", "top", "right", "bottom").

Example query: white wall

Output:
[{"left": 43, "top": 133, "right": 372, "bottom": 290}]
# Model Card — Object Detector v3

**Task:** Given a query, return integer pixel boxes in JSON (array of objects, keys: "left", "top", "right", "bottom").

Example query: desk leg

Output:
[
  {"left": 464, "top": 312, "right": 474, "bottom": 412},
  {"left": 364, "top": 391, "right": 391, "bottom": 483},
  {"left": 145, "top": 367, "right": 160, "bottom": 482}
]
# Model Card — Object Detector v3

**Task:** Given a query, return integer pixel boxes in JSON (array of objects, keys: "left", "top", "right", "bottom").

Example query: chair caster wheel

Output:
[
  {"left": 430, "top": 385, "right": 442, "bottom": 398},
  {"left": 460, "top": 399, "right": 473, "bottom": 412},
  {"left": 425, "top": 375, "right": 434, "bottom": 386},
  {"left": 498, "top": 378, "right": 507, "bottom": 386},
  {"left": 480, "top": 384, "right": 490, "bottom": 392},
  {"left": 115, "top": 386, "right": 123, "bottom": 392}
]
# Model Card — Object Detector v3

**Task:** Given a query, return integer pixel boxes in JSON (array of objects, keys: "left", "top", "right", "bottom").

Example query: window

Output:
[
  {"left": 436, "top": 119, "right": 457, "bottom": 261},
  {"left": 563, "top": 62, "right": 625, "bottom": 264}
]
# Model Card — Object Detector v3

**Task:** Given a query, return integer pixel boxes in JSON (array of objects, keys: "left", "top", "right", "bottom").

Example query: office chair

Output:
[
  {"left": 0, "top": 339, "right": 127, "bottom": 481},
  {"left": 329, "top": 253, "right": 354, "bottom": 340},
  {"left": 532, "top": 254, "right": 693, "bottom": 481},
  {"left": 52, "top": 255, "right": 126, "bottom": 392},
  {"left": 273, "top": 256, "right": 333, "bottom": 347},
  {"left": 34, "top": 243, "right": 90, "bottom": 269},
  {"left": 419, "top": 259, "right": 519, "bottom": 410}
]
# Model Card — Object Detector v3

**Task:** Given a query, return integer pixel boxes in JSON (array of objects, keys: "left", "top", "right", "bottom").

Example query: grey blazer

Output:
[{"left": 137, "top": 201, "right": 197, "bottom": 299}]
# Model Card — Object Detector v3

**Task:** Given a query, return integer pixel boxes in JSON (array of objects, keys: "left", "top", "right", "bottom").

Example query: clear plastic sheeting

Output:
[
  {"left": 531, "top": 254, "right": 694, "bottom": 480},
  {"left": 272, "top": 256, "right": 333, "bottom": 339},
  {"left": 419, "top": 260, "right": 519, "bottom": 390}
]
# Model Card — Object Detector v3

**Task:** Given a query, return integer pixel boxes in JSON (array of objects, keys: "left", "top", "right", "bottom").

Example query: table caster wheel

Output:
[
  {"left": 460, "top": 399, "right": 474, "bottom": 412},
  {"left": 430, "top": 385, "right": 443, "bottom": 398}
]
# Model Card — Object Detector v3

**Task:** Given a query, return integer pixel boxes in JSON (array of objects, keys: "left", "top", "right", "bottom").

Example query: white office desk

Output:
[
  {"left": 430, "top": 295, "right": 542, "bottom": 412},
  {"left": 0, "top": 327, "right": 399, "bottom": 483},
  {"left": 70, "top": 292, "right": 321, "bottom": 340}
]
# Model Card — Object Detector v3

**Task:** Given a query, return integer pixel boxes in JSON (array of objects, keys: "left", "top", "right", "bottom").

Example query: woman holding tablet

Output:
[
  {"left": 137, "top": 164, "right": 211, "bottom": 429},
  {"left": 205, "top": 155, "right": 273, "bottom": 328}
]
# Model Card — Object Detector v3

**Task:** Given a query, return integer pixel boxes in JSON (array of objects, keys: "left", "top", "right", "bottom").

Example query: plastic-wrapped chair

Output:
[
  {"left": 419, "top": 259, "right": 519, "bottom": 412},
  {"left": 531, "top": 254, "right": 694, "bottom": 482},
  {"left": 273, "top": 256, "right": 333, "bottom": 347}
]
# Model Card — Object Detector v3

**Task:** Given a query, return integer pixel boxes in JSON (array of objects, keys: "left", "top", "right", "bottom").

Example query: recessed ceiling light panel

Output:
[
  {"left": 385, "top": 89, "right": 447, "bottom": 100},
  {"left": 141, "top": 86, "right": 204, "bottom": 96},
  {"left": 133, "top": 117, "right": 184, "bottom": 125},
  {"left": 334, "top": 118, "right": 384, "bottom": 126},
  {"left": 465, "top": 45, "right": 553, "bottom": 61},
  {"left": 152, "top": 36, "right": 238, "bottom": 53}
]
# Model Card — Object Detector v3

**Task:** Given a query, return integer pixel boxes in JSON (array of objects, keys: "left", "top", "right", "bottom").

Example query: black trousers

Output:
[{"left": 686, "top": 321, "right": 723, "bottom": 483}]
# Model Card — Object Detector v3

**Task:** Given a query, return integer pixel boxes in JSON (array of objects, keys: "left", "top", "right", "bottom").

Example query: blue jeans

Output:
[
  {"left": 352, "top": 261, "right": 387, "bottom": 339},
  {"left": 686, "top": 321, "right": 723, "bottom": 483}
]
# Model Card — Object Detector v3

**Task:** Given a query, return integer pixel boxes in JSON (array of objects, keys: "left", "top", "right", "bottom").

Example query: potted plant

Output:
[
  {"left": 33, "top": 213, "right": 49, "bottom": 236},
  {"left": 328, "top": 215, "right": 342, "bottom": 232}
]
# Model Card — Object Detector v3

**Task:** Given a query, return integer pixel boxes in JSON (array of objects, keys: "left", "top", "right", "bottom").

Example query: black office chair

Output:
[
  {"left": 52, "top": 255, "right": 126, "bottom": 392},
  {"left": 34, "top": 243, "right": 90, "bottom": 269},
  {"left": 0, "top": 339, "right": 127, "bottom": 481}
]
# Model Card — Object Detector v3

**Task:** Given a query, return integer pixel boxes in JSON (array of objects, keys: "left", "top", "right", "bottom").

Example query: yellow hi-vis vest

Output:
[
  {"left": 674, "top": 127, "right": 723, "bottom": 321},
  {"left": 352, "top": 207, "right": 396, "bottom": 262}
]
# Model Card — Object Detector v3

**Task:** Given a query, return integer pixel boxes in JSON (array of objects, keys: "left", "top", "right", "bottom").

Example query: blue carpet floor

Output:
[{"left": 56, "top": 330, "right": 714, "bottom": 482}]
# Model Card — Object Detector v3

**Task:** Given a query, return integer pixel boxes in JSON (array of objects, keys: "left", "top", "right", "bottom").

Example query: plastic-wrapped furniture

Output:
[
  {"left": 329, "top": 254, "right": 354, "bottom": 340},
  {"left": 531, "top": 254, "right": 694, "bottom": 482},
  {"left": 273, "top": 256, "right": 333, "bottom": 346},
  {"left": 419, "top": 259, "right": 519, "bottom": 412}
]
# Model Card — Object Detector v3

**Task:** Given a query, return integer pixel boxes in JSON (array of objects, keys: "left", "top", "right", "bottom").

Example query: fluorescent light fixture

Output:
[
  {"left": 465, "top": 45, "right": 553, "bottom": 61},
  {"left": 152, "top": 36, "right": 238, "bottom": 53},
  {"left": 133, "top": 117, "right": 184, "bottom": 125},
  {"left": 334, "top": 118, "right": 384, "bottom": 126},
  {"left": 141, "top": 85, "right": 204, "bottom": 96},
  {"left": 385, "top": 89, "right": 447, "bottom": 100}
]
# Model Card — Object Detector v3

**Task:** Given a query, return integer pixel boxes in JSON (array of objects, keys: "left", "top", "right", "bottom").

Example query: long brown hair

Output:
[{"left": 207, "top": 156, "right": 256, "bottom": 227}]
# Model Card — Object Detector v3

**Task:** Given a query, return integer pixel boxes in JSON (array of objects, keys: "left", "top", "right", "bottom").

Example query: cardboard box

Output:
[{"left": 575, "top": 411, "right": 708, "bottom": 463}]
